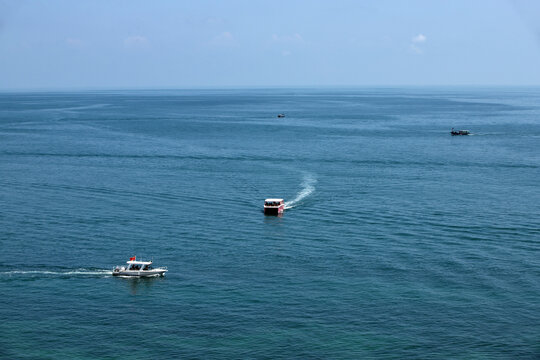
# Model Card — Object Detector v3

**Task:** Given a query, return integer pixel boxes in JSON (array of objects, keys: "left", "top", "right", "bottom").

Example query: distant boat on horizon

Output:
[{"left": 451, "top": 128, "right": 470, "bottom": 136}]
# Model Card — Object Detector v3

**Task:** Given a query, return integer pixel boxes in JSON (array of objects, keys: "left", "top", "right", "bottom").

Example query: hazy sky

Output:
[{"left": 1, "top": 0, "right": 540, "bottom": 89}]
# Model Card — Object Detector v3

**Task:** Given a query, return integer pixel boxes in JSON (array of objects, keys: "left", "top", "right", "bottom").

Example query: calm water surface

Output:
[{"left": 0, "top": 88, "right": 539, "bottom": 359}]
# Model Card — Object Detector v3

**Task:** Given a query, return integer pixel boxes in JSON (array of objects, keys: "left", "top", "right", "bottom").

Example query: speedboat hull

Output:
[
  {"left": 264, "top": 205, "right": 284, "bottom": 215},
  {"left": 112, "top": 269, "right": 167, "bottom": 277}
]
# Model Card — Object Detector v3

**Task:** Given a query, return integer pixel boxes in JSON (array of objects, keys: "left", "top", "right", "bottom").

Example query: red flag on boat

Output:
[{"left": 130, "top": 256, "right": 136, "bottom": 261}]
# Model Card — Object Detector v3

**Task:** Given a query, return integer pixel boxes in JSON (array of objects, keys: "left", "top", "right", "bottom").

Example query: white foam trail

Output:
[
  {"left": 284, "top": 173, "right": 317, "bottom": 209},
  {"left": 0, "top": 269, "right": 112, "bottom": 276}
]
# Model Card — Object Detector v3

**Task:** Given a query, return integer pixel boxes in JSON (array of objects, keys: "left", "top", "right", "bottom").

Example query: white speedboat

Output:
[{"left": 112, "top": 256, "right": 167, "bottom": 277}]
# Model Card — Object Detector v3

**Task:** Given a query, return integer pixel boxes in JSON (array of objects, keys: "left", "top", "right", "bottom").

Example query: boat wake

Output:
[
  {"left": 284, "top": 173, "right": 317, "bottom": 209},
  {"left": 0, "top": 268, "right": 112, "bottom": 277}
]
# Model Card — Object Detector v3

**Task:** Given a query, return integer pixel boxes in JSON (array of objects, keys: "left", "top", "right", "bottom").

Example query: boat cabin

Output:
[
  {"left": 265, "top": 199, "right": 284, "bottom": 207},
  {"left": 126, "top": 259, "right": 153, "bottom": 271}
]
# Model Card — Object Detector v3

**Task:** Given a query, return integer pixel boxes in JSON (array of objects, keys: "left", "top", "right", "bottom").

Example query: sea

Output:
[{"left": 0, "top": 87, "right": 539, "bottom": 359}]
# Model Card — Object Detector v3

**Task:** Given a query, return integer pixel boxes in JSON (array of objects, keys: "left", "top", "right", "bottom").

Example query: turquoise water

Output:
[{"left": 1, "top": 88, "right": 539, "bottom": 359}]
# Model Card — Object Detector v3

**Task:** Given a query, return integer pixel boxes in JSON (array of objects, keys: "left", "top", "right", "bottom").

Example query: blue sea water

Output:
[{"left": 0, "top": 87, "right": 539, "bottom": 359}]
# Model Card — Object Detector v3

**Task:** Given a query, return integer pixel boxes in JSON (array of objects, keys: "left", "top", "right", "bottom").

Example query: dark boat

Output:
[
  {"left": 277, "top": 114, "right": 285, "bottom": 118},
  {"left": 451, "top": 128, "right": 470, "bottom": 136}
]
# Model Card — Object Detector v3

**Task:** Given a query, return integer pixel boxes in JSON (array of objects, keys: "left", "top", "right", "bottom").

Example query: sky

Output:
[{"left": 1, "top": 0, "right": 540, "bottom": 89}]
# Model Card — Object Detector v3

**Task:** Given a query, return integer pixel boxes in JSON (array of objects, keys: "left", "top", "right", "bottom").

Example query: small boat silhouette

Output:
[{"left": 451, "top": 128, "right": 470, "bottom": 136}]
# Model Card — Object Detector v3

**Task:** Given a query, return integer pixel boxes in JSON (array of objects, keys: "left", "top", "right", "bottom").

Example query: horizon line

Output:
[{"left": 2, "top": 84, "right": 540, "bottom": 93}]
